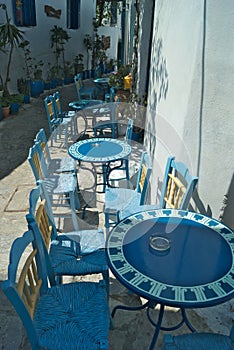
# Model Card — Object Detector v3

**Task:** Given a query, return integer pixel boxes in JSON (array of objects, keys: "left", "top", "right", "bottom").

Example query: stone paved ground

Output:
[{"left": 0, "top": 82, "right": 233, "bottom": 349}]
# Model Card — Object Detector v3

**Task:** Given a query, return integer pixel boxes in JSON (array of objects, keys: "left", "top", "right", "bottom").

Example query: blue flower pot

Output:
[
  {"left": 10, "top": 103, "right": 19, "bottom": 114},
  {"left": 30, "top": 80, "right": 43, "bottom": 97},
  {"left": 24, "top": 95, "right": 30, "bottom": 104}
]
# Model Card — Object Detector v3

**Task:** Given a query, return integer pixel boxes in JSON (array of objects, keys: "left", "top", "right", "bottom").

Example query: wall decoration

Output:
[
  {"left": 102, "top": 35, "right": 110, "bottom": 50},
  {"left": 44, "top": 5, "right": 61, "bottom": 19}
]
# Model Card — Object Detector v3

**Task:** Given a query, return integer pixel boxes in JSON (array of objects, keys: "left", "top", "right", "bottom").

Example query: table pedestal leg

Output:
[
  {"left": 149, "top": 304, "right": 165, "bottom": 350},
  {"left": 112, "top": 301, "right": 196, "bottom": 350}
]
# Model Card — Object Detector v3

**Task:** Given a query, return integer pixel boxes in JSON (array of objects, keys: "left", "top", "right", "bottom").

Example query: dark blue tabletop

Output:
[
  {"left": 106, "top": 209, "right": 234, "bottom": 308},
  {"left": 68, "top": 100, "right": 103, "bottom": 110},
  {"left": 69, "top": 138, "right": 132, "bottom": 163}
]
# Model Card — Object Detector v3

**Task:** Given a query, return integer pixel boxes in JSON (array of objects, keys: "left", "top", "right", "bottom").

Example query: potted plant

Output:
[
  {"left": 0, "top": 3, "right": 24, "bottom": 99},
  {"left": 108, "top": 65, "right": 131, "bottom": 91},
  {"left": 30, "top": 59, "right": 44, "bottom": 97},
  {"left": 63, "top": 60, "right": 73, "bottom": 84},
  {"left": 50, "top": 25, "right": 71, "bottom": 85},
  {"left": 18, "top": 40, "right": 32, "bottom": 102},
  {"left": 74, "top": 54, "right": 84, "bottom": 75},
  {"left": 0, "top": 96, "right": 10, "bottom": 117},
  {"left": 83, "top": 34, "right": 92, "bottom": 78}
]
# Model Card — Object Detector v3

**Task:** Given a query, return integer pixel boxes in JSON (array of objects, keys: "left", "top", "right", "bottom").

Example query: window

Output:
[
  {"left": 12, "top": 0, "right": 36, "bottom": 26},
  {"left": 67, "top": 0, "right": 80, "bottom": 29}
]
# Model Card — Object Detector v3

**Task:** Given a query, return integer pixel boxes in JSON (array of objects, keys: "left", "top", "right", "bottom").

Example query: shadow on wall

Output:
[
  {"left": 191, "top": 189, "right": 212, "bottom": 218},
  {"left": 146, "top": 25, "right": 169, "bottom": 158},
  {"left": 191, "top": 173, "right": 234, "bottom": 231},
  {"left": 148, "top": 18, "right": 169, "bottom": 113},
  {"left": 219, "top": 173, "right": 234, "bottom": 230}
]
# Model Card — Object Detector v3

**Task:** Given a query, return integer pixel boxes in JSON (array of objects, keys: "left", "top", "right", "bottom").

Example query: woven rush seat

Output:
[
  {"left": 50, "top": 231, "right": 107, "bottom": 275},
  {"left": 1, "top": 228, "right": 110, "bottom": 350},
  {"left": 34, "top": 281, "right": 109, "bottom": 350}
]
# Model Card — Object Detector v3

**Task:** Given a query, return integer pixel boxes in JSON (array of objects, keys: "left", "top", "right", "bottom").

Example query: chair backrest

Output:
[
  {"left": 44, "top": 95, "right": 57, "bottom": 134},
  {"left": 35, "top": 128, "right": 52, "bottom": 166},
  {"left": 135, "top": 151, "right": 152, "bottom": 205},
  {"left": 26, "top": 183, "right": 58, "bottom": 247},
  {"left": 74, "top": 74, "right": 82, "bottom": 100},
  {"left": 28, "top": 143, "right": 48, "bottom": 181},
  {"left": 125, "top": 118, "right": 133, "bottom": 144},
  {"left": 160, "top": 156, "right": 198, "bottom": 210},
  {"left": 53, "top": 91, "right": 63, "bottom": 115},
  {"left": 1, "top": 228, "right": 53, "bottom": 349}
]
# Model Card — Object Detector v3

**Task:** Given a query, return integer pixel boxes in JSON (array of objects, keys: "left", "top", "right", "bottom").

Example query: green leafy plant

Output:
[
  {"left": 32, "top": 59, "right": 44, "bottom": 80},
  {"left": 63, "top": 60, "right": 73, "bottom": 77},
  {"left": 18, "top": 40, "right": 32, "bottom": 79},
  {"left": 83, "top": 20, "right": 107, "bottom": 70},
  {"left": 50, "top": 25, "right": 71, "bottom": 78},
  {"left": 74, "top": 53, "right": 84, "bottom": 74},
  {"left": 83, "top": 34, "right": 92, "bottom": 70},
  {"left": 0, "top": 3, "right": 24, "bottom": 98},
  {"left": 108, "top": 65, "right": 131, "bottom": 89}
]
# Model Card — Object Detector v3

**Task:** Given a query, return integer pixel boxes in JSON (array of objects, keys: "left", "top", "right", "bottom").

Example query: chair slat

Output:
[
  {"left": 35, "top": 201, "right": 52, "bottom": 249},
  {"left": 17, "top": 249, "right": 42, "bottom": 318},
  {"left": 164, "top": 173, "right": 186, "bottom": 209}
]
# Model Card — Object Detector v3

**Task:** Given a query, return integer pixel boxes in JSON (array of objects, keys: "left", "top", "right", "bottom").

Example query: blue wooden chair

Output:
[
  {"left": 28, "top": 143, "right": 80, "bottom": 231},
  {"left": 104, "top": 151, "right": 152, "bottom": 233},
  {"left": 53, "top": 91, "right": 76, "bottom": 118},
  {"left": 107, "top": 118, "right": 133, "bottom": 186},
  {"left": 119, "top": 155, "right": 199, "bottom": 221},
  {"left": 44, "top": 94, "right": 73, "bottom": 148},
  {"left": 35, "top": 128, "right": 76, "bottom": 175},
  {"left": 26, "top": 181, "right": 109, "bottom": 291},
  {"left": 1, "top": 227, "right": 109, "bottom": 350},
  {"left": 74, "top": 73, "right": 96, "bottom": 100},
  {"left": 93, "top": 102, "right": 119, "bottom": 139},
  {"left": 162, "top": 324, "right": 234, "bottom": 350}
]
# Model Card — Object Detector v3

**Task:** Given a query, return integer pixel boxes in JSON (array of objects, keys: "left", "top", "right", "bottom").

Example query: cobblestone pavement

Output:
[{"left": 0, "top": 83, "right": 233, "bottom": 349}]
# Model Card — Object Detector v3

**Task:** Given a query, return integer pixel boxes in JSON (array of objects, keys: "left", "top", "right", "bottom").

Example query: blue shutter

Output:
[
  {"left": 67, "top": 0, "right": 80, "bottom": 29},
  {"left": 12, "top": 0, "right": 36, "bottom": 26}
]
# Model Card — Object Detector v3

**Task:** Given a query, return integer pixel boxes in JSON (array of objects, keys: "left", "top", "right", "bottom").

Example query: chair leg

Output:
[
  {"left": 105, "top": 212, "right": 110, "bottom": 236},
  {"left": 69, "top": 191, "right": 80, "bottom": 231},
  {"left": 102, "top": 269, "right": 110, "bottom": 298}
]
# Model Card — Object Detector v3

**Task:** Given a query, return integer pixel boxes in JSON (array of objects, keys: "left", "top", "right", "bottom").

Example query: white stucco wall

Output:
[
  {"left": 145, "top": 0, "right": 234, "bottom": 226},
  {"left": 0, "top": 0, "right": 95, "bottom": 92},
  {"left": 97, "top": 26, "right": 121, "bottom": 61}
]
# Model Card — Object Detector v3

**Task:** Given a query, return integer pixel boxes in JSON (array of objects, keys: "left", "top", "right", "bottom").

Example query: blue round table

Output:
[
  {"left": 68, "top": 99, "right": 103, "bottom": 111},
  {"left": 106, "top": 209, "right": 234, "bottom": 349},
  {"left": 69, "top": 138, "right": 132, "bottom": 214},
  {"left": 69, "top": 137, "right": 131, "bottom": 164},
  {"left": 93, "top": 78, "right": 110, "bottom": 99}
]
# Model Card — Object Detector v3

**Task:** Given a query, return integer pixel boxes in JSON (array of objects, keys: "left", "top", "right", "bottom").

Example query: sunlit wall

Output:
[{"left": 145, "top": 0, "right": 234, "bottom": 226}]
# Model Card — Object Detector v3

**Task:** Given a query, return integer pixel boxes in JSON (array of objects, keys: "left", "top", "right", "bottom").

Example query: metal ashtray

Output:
[
  {"left": 149, "top": 235, "right": 171, "bottom": 252},
  {"left": 91, "top": 143, "right": 100, "bottom": 147}
]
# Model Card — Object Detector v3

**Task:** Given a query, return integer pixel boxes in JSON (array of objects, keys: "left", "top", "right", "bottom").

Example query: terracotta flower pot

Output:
[{"left": 2, "top": 105, "right": 10, "bottom": 118}]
